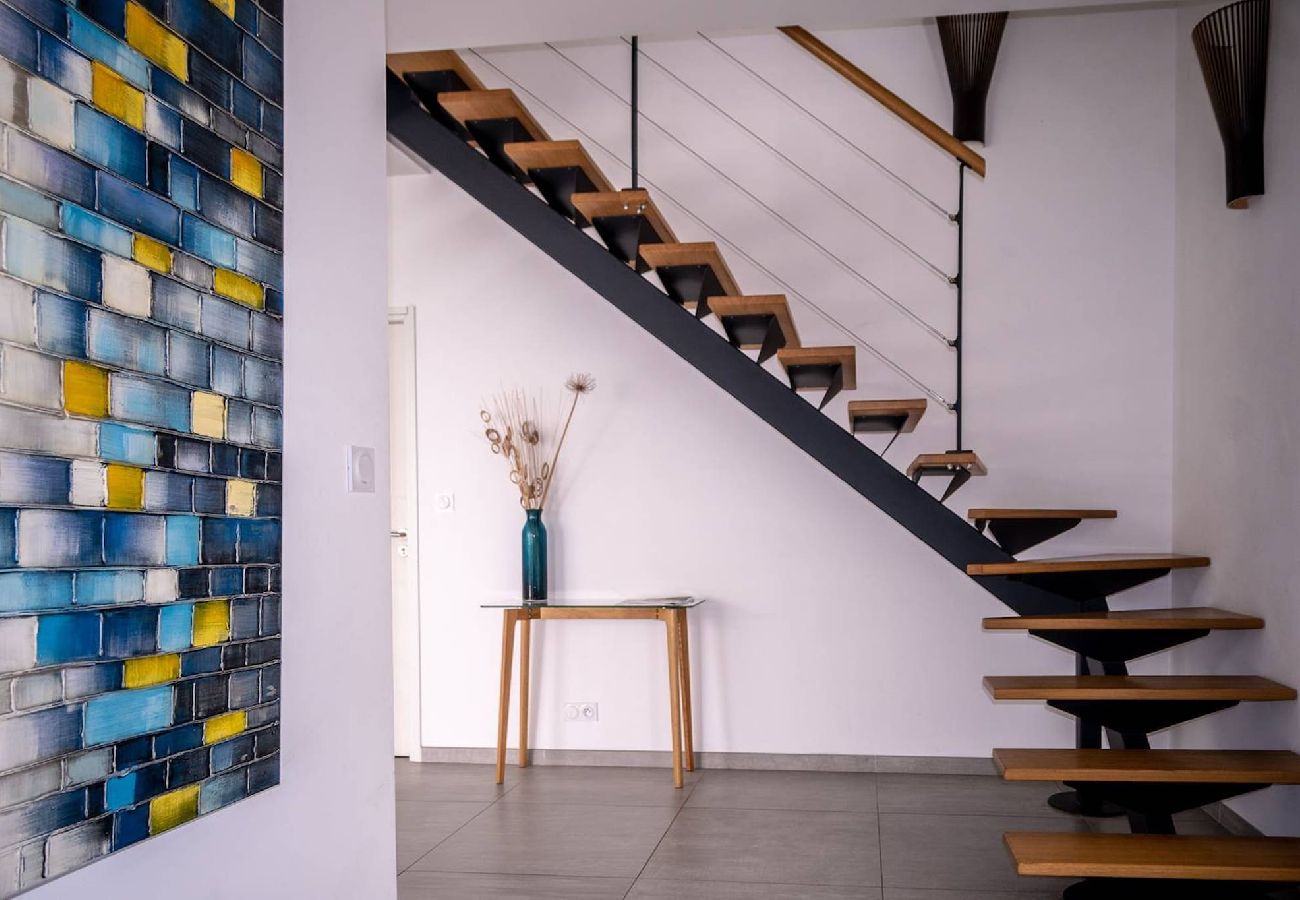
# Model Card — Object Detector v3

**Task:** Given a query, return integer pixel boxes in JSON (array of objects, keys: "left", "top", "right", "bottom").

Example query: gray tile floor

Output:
[{"left": 394, "top": 761, "right": 1228, "bottom": 899}]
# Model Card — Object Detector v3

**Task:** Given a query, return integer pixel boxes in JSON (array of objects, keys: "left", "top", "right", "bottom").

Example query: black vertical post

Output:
[
  {"left": 630, "top": 36, "right": 639, "bottom": 190},
  {"left": 953, "top": 163, "right": 966, "bottom": 452}
]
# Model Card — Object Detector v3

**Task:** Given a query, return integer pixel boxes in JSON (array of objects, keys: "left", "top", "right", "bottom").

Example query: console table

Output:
[{"left": 483, "top": 598, "right": 704, "bottom": 788}]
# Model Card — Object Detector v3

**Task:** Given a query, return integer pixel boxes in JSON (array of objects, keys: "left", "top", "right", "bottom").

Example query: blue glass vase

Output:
[{"left": 521, "top": 508, "right": 548, "bottom": 603}]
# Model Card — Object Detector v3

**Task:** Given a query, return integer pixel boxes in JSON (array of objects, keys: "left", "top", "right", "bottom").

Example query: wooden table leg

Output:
[
  {"left": 677, "top": 609, "right": 695, "bottom": 772},
  {"left": 495, "top": 609, "right": 516, "bottom": 784},
  {"left": 663, "top": 611, "right": 684, "bottom": 788},
  {"left": 519, "top": 613, "right": 531, "bottom": 768}
]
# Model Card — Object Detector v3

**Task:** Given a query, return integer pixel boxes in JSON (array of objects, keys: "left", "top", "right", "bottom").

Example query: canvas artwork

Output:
[{"left": 0, "top": 0, "right": 284, "bottom": 892}]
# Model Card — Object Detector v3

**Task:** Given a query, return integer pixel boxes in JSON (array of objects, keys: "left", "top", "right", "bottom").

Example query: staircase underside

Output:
[{"left": 387, "top": 72, "right": 1069, "bottom": 617}]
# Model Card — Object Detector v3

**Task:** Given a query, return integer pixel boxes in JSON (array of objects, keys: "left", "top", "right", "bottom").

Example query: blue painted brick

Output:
[
  {"left": 201, "top": 296, "right": 250, "bottom": 349},
  {"left": 103, "top": 512, "right": 165, "bottom": 566},
  {"left": 244, "top": 566, "right": 269, "bottom": 593},
  {"left": 235, "top": 238, "right": 282, "bottom": 289},
  {"left": 0, "top": 508, "right": 15, "bottom": 567},
  {"left": 67, "top": 10, "right": 149, "bottom": 89},
  {"left": 0, "top": 789, "right": 87, "bottom": 848},
  {"left": 259, "top": 0, "right": 283, "bottom": 21},
  {"left": 199, "top": 767, "right": 246, "bottom": 814},
  {"left": 243, "top": 357, "right": 281, "bottom": 405},
  {"left": 266, "top": 452, "right": 281, "bottom": 483},
  {"left": 88, "top": 308, "right": 167, "bottom": 375},
  {"left": 77, "top": 0, "right": 126, "bottom": 37},
  {"left": 36, "top": 612, "right": 102, "bottom": 664},
  {"left": 39, "top": 34, "right": 94, "bottom": 100},
  {"left": 201, "top": 517, "right": 237, "bottom": 564},
  {"left": 254, "top": 483, "right": 280, "bottom": 517},
  {"left": 259, "top": 661, "right": 279, "bottom": 700},
  {"left": 146, "top": 142, "right": 170, "bottom": 197},
  {"left": 157, "top": 602, "right": 193, "bottom": 652},
  {"left": 180, "top": 119, "right": 231, "bottom": 179},
  {"left": 253, "top": 203, "right": 282, "bottom": 250},
  {"left": 75, "top": 569, "right": 143, "bottom": 605},
  {"left": 143, "top": 470, "right": 193, "bottom": 512},
  {"left": 234, "top": 0, "right": 257, "bottom": 34},
  {"left": 177, "top": 567, "right": 208, "bottom": 598},
  {"left": 211, "top": 344, "right": 243, "bottom": 395},
  {"left": 229, "top": 596, "right": 259, "bottom": 639},
  {"left": 36, "top": 292, "right": 89, "bottom": 358},
  {"left": 174, "top": 438, "right": 210, "bottom": 473},
  {"left": 5, "top": 130, "right": 96, "bottom": 206},
  {"left": 114, "top": 734, "right": 152, "bottom": 770},
  {"left": 182, "top": 214, "right": 236, "bottom": 268},
  {"left": 247, "top": 755, "right": 278, "bottom": 792},
  {"left": 64, "top": 661, "right": 121, "bottom": 699},
  {"left": 99, "top": 423, "right": 156, "bottom": 466},
  {"left": 148, "top": 70, "right": 206, "bottom": 122},
  {"left": 167, "top": 330, "right": 211, "bottom": 388},
  {"left": 211, "top": 566, "right": 242, "bottom": 595},
  {"left": 0, "top": 3, "right": 40, "bottom": 71},
  {"left": 211, "top": 442, "right": 238, "bottom": 476},
  {"left": 110, "top": 374, "right": 191, "bottom": 431},
  {"left": 210, "top": 733, "right": 254, "bottom": 772},
  {"left": 251, "top": 313, "right": 282, "bottom": 358},
  {"left": 164, "top": 514, "right": 201, "bottom": 566},
  {"left": 4, "top": 218, "right": 103, "bottom": 302},
  {"left": 148, "top": 103, "right": 181, "bottom": 150},
  {"left": 185, "top": 51, "right": 232, "bottom": 110},
  {"left": 198, "top": 174, "right": 254, "bottom": 238},
  {"left": 153, "top": 723, "right": 203, "bottom": 758},
  {"left": 101, "top": 606, "right": 158, "bottom": 657},
  {"left": 238, "top": 519, "right": 278, "bottom": 564},
  {"left": 0, "top": 175, "right": 62, "bottom": 229},
  {"left": 190, "top": 475, "right": 221, "bottom": 511},
  {"left": 180, "top": 645, "right": 220, "bottom": 675},
  {"left": 172, "top": 680, "right": 193, "bottom": 723},
  {"left": 193, "top": 673, "right": 227, "bottom": 717},
  {"left": 0, "top": 451, "right": 71, "bottom": 505},
  {"left": 264, "top": 287, "right": 283, "bottom": 316},
  {"left": 246, "top": 132, "right": 281, "bottom": 171},
  {"left": 113, "top": 804, "right": 150, "bottom": 850},
  {"left": 238, "top": 449, "right": 266, "bottom": 480},
  {"left": 76, "top": 104, "right": 148, "bottom": 184},
  {"left": 168, "top": 0, "right": 241, "bottom": 71},
  {"left": 231, "top": 81, "right": 261, "bottom": 130},
  {"left": 63, "top": 204, "right": 134, "bottom": 257},
  {"left": 17, "top": 510, "right": 104, "bottom": 568},
  {"left": 97, "top": 172, "right": 180, "bottom": 244},
  {"left": 0, "top": 571, "right": 75, "bottom": 612},
  {"left": 169, "top": 155, "right": 200, "bottom": 211},
  {"left": 228, "top": 668, "right": 259, "bottom": 708},
  {"left": 262, "top": 104, "right": 283, "bottom": 150},
  {"left": 105, "top": 760, "right": 166, "bottom": 810},
  {"left": 167, "top": 746, "right": 208, "bottom": 788},
  {"left": 242, "top": 34, "right": 281, "bottom": 104},
  {"left": 251, "top": 407, "right": 281, "bottom": 449},
  {"left": 258, "top": 13, "right": 282, "bottom": 60},
  {"left": 9, "top": 0, "right": 69, "bottom": 35},
  {"left": 151, "top": 276, "right": 202, "bottom": 331},
  {"left": 226, "top": 399, "right": 252, "bottom": 445}
]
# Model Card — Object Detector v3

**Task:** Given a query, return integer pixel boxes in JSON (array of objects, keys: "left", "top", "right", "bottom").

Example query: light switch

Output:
[{"left": 346, "top": 446, "right": 376, "bottom": 493}]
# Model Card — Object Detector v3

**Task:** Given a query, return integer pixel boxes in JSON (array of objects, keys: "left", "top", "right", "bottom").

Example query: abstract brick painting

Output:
[{"left": 0, "top": 0, "right": 283, "bottom": 892}]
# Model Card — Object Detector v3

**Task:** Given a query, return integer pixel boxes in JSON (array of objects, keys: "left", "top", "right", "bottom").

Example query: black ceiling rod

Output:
[{"left": 630, "top": 35, "right": 639, "bottom": 190}]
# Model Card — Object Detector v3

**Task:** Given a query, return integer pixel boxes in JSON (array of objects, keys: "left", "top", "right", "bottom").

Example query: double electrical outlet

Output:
[{"left": 563, "top": 702, "right": 599, "bottom": 722}]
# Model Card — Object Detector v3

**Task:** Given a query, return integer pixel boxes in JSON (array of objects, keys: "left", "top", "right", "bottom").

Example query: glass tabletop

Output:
[{"left": 481, "top": 596, "right": 705, "bottom": 609}]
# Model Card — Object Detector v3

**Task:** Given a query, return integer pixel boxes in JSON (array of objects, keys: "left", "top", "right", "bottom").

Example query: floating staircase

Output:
[{"left": 386, "top": 47, "right": 1297, "bottom": 896}]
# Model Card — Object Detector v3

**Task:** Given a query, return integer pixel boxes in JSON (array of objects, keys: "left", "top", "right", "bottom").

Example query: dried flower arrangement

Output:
[{"left": 480, "top": 373, "right": 596, "bottom": 509}]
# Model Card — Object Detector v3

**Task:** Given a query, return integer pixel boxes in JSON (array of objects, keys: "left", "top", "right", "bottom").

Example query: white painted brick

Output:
[
  {"left": 101, "top": 255, "right": 152, "bottom": 317},
  {"left": 0, "top": 274, "right": 35, "bottom": 345},
  {"left": 144, "top": 96, "right": 179, "bottom": 149},
  {"left": 68, "top": 460, "right": 105, "bottom": 507},
  {"left": 45, "top": 819, "right": 110, "bottom": 878},
  {"left": 26, "top": 79, "right": 75, "bottom": 152},
  {"left": 0, "top": 59, "right": 25, "bottom": 129},
  {"left": 0, "top": 345, "right": 61, "bottom": 410},
  {"left": 63, "top": 747, "right": 112, "bottom": 787},
  {"left": 18, "top": 840, "right": 43, "bottom": 891},
  {"left": 0, "top": 405, "right": 97, "bottom": 457},
  {"left": 144, "top": 567, "right": 179, "bottom": 604},
  {"left": 0, "top": 617, "right": 35, "bottom": 675},
  {"left": 12, "top": 671, "right": 61, "bottom": 710},
  {"left": 0, "top": 759, "right": 60, "bottom": 810}
]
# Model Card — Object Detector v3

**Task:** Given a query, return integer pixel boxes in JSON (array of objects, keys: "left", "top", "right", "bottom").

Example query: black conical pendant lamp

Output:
[
  {"left": 1192, "top": 0, "right": 1271, "bottom": 209},
  {"left": 935, "top": 12, "right": 1009, "bottom": 143}
]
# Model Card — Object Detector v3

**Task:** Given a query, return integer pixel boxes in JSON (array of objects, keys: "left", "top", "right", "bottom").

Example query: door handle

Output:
[{"left": 390, "top": 530, "right": 408, "bottom": 538}]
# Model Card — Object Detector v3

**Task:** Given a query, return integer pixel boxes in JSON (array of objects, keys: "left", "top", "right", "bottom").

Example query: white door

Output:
[{"left": 388, "top": 307, "right": 422, "bottom": 758}]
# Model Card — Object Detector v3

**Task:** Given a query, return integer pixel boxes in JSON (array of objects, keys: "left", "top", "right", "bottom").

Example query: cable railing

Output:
[
  {"left": 542, "top": 42, "right": 954, "bottom": 350},
  {"left": 466, "top": 48, "right": 954, "bottom": 410}
]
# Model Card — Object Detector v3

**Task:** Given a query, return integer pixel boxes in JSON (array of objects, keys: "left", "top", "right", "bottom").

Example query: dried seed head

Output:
[{"left": 566, "top": 373, "right": 596, "bottom": 395}]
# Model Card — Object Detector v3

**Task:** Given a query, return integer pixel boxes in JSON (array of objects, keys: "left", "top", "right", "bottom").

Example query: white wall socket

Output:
[{"left": 562, "top": 702, "right": 598, "bottom": 722}]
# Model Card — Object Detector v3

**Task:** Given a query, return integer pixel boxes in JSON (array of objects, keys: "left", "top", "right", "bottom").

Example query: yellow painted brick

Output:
[
  {"left": 203, "top": 710, "right": 247, "bottom": 745},
  {"left": 149, "top": 784, "right": 199, "bottom": 833},
  {"left": 63, "top": 361, "right": 109, "bottom": 418},
  {"left": 123, "top": 653, "right": 180, "bottom": 688},
  {"left": 225, "top": 480, "right": 256, "bottom": 517},
  {"left": 105, "top": 464, "right": 144, "bottom": 509},
  {"left": 125, "top": 2, "right": 188, "bottom": 81},
  {"left": 230, "top": 148, "right": 264, "bottom": 198},
  {"left": 192, "top": 392, "right": 226, "bottom": 439},
  {"left": 192, "top": 598, "right": 230, "bottom": 647},
  {"left": 132, "top": 234, "right": 172, "bottom": 273},
  {"left": 213, "top": 268, "right": 265, "bottom": 309},
  {"left": 91, "top": 61, "right": 145, "bottom": 130},
  {"left": 210, "top": 0, "right": 236, "bottom": 19}
]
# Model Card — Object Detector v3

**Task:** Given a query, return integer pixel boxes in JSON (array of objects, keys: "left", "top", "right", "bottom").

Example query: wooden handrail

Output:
[{"left": 779, "top": 25, "right": 986, "bottom": 178}]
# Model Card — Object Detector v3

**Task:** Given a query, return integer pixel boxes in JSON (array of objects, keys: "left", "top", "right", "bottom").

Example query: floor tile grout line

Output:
[
  {"left": 876, "top": 772, "right": 886, "bottom": 893},
  {"left": 398, "top": 778, "right": 522, "bottom": 875},
  {"left": 621, "top": 769, "right": 707, "bottom": 899}
]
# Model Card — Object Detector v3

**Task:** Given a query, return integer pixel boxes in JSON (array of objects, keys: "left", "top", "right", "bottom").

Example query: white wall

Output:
[
  {"left": 1171, "top": 2, "right": 1300, "bottom": 836},
  {"left": 391, "top": 8, "right": 1180, "bottom": 760},
  {"left": 32, "top": 0, "right": 399, "bottom": 897}
]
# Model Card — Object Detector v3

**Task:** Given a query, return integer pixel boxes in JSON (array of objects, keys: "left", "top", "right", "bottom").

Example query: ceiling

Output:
[{"left": 385, "top": 0, "right": 1187, "bottom": 52}]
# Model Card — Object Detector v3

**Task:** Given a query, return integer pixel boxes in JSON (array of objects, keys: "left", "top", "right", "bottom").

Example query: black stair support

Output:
[
  {"left": 402, "top": 70, "right": 475, "bottom": 140},
  {"left": 529, "top": 166, "right": 600, "bottom": 226},
  {"left": 719, "top": 314, "right": 786, "bottom": 364},
  {"left": 980, "top": 516, "right": 1084, "bottom": 555},
  {"left": 590, "top": 214, "right": 661, "bottom": 272},
  {"left": 386, "top": 71, "right": 1073, "bottom": 617},
  {"left": 1050, "top": 651, "right": 1128, "bottom": 820},
  {"left": 787, "top": 362, "right": 845, "bottom": 411},
  {"left": 997, "top": 566, "right": 1175, "bottom": 601},
  {"left": 1029, "top": 629, "right": 1212, "bottom": 663},
  {"left": 655, "top": 264, "right": 724, "bottom": 319},
  {"left": 1063, "top": 879, "right": 1293, "bottom": 899},
  {"left": 1065, "top": 781, "right": 1270, "bottom": 821},
  {"left": 463, "top": 118, "right": 537, "bottom": 182},
  {"left": 1049, "top": 699, "right": 1240, "bottom": 735}
]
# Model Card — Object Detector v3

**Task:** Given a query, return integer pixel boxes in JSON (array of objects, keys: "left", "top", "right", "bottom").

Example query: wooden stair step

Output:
[
  {"left": 1004, "top": 831, "right": 1300, "bottom": 882},
  {"left": 639, "top": 242, "right": 741, "bottom": 317},
  {"left": 968, "top": 507, "right": 1118, "bottom": 554},
  {"left": 995, "top": 748, "right": 1300, "bottom": 784},
  {"left": 503, "top": 140, "right": 614, "bottom": 224},
  {"left": 984, "top": 607, "right": 1264, "bottom": 632},
  {"left": 968, "top": 554, "right": 1210, "bottom": 577},
  {"left": 570, "top": 190, "right": 677, "bottom": 270},
  {"left": 970, "top": 508, "right": 1117, "bottom": 521},
  {"left": 709, "top": 295, "right": 801, "bottom": 362},
  {"left": 907, "top": 451, "right": 987, "bottom": 501},
  {"left": 848, "top": 399, "right": 927, "bottom": 435},
  {"left": 387, "top": 50, "right": 486, "bottom": 90},
  {"left": 777, "top": 346, "right": 857, "bottom": 410},
  {"left": 984, "top": 675, "right": 1296, "bottom": 702},
  {"left": 437, "top": 89, "right": 550, "bottom": 140}
]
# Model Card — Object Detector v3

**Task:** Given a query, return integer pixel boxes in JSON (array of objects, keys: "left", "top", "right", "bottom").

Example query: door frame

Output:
[{"left": 388, "top": 306, "right": 423, "bottom": 760}]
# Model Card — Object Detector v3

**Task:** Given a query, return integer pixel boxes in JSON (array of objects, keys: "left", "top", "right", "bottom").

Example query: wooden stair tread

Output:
[
  {"left": 709, "top": 295, "right": 801, "bottom": 349},
  {"left": 1005, "top": 831, "right": 1300, "bottom": 881},
  {"left": 968, "top": 553, "right": 1210, "bottom": 577},
  {"left": 639, "top": 242, "right": 741, "bottom": 297},
  {"left": 907, "top": 451, "right": 987, "bottom": 478},
  {"left": 437, "top": 89, "right": 550, "bottom": 141},
  {"left": 570, "top": 190, "right": 677, "bottom": 244},
  {"left": 503, "top": 140, "right": 614, "bottom": 193},
  {"left": 984, "top": 607, "right": 1264, "bottom": 631},
  {"left": 994, "top": 748, "right": 1300, "bottom": 783},
  {"left": 777, "top": 346, "right": 857, "bottom": 390},
  {"left": 386, "top": 50, "right": 486, "bottom": 90},
  {"left": 848, "top": 399, "right": 927, "bottom": 434},
  {"left": 969, "top": 508, "right": 1117, "bottom": 521},
  {"left": 984, "top": 675, "right": 1296, "bottom": 702}
]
